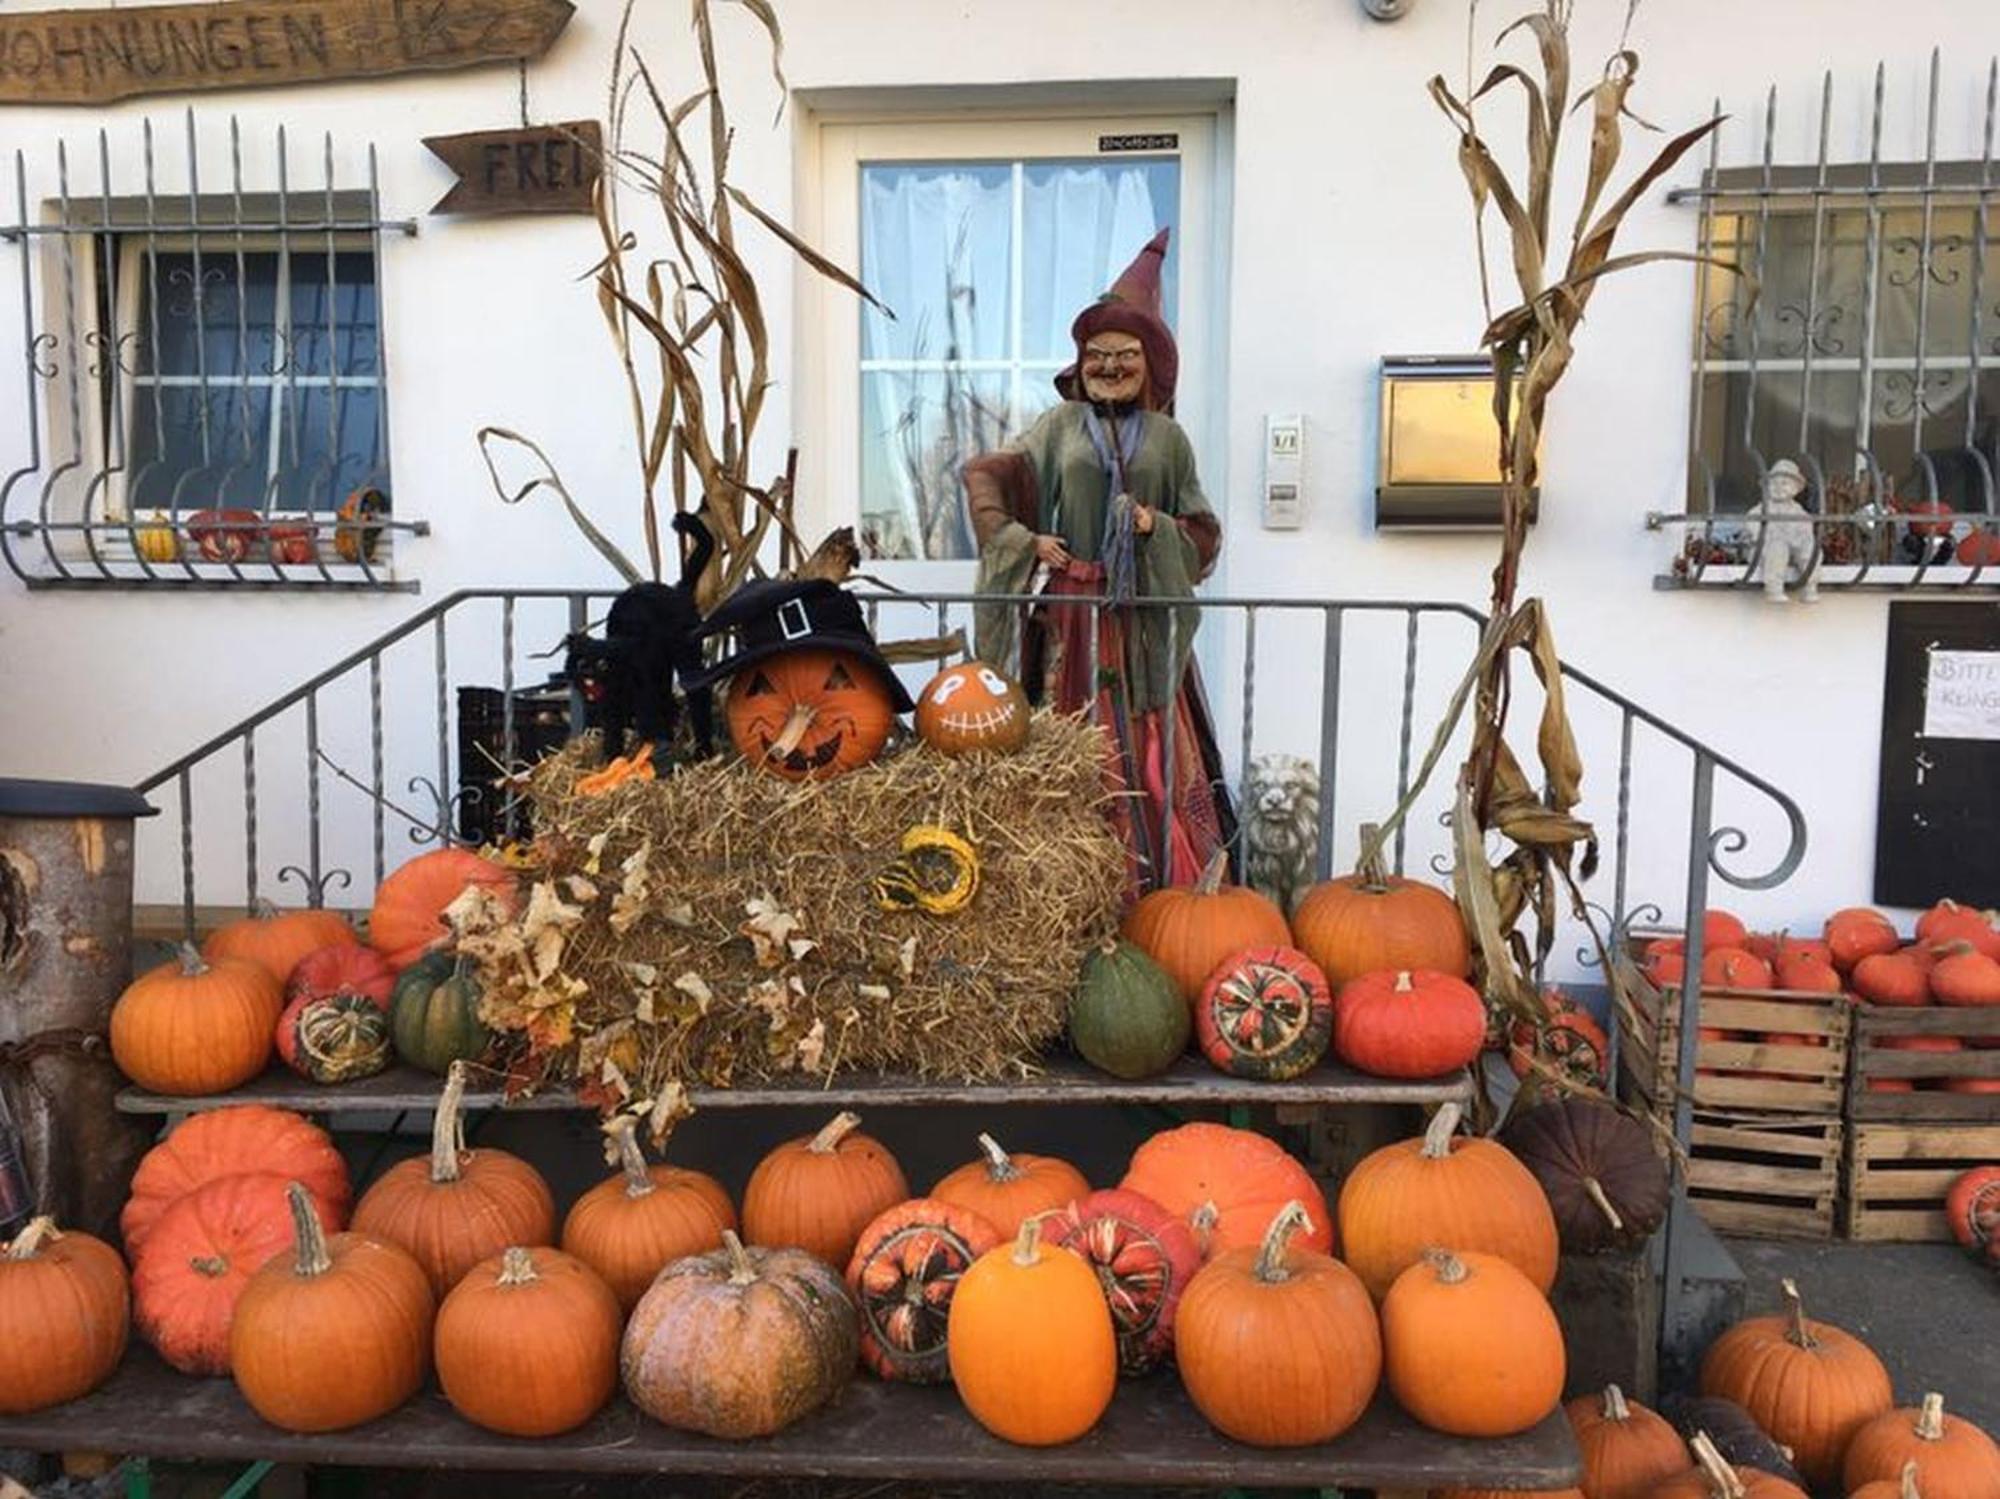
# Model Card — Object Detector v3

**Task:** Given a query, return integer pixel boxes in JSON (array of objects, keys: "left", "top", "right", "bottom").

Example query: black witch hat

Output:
[{"left": 686, "top": 578, "right": 915, "bottom": 712}]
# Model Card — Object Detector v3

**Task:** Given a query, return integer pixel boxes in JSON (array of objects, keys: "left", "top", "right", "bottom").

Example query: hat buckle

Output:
[{"left": 778, "top": 597, "right": 811, "bottom": 643}]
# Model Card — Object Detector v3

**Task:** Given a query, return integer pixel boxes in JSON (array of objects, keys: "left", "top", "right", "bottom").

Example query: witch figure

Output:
[{"left": 963, "top": 228, "right": 1236, "bottom": 891}]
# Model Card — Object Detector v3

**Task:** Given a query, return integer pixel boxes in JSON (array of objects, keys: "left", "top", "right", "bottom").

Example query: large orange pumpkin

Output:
[
  {"left": 350, "top": 1062, "right": 557, "bottom": 1299},
  {"left": 435, "top": 1246, "right": 622, "bottom": 1437},
  {"left": 367, "top": 848, "right": 518, "bottom": 971},
  {"left": 947, "top": 1213, "right": 1118, "bottom": 1446},
  {"left": 845, "top": 1196, "right": 1002, "bottom": 1384},
  {"left": 560, "top": 1117, "right": 736, "bottom": 1313},
  {"left": 931, "top": 1132, "right": 1089, "bottom": 1239},
  {"left": 110, "top": 944, "right": 283, "bottom": 1096},
  {"left": 1122, "top": 850, "right": 1293, "bottom": 1004},
  {"left": 726, "top": 649, "right": 897, "bottom": 781},
  {"left": 1290, "top": 827, "right": 1471, "bottom": 990},
  {"left": 1647, "top": 1433, "right": 1810, "bottom": 1499},
  {"left": 0, "top": 1218, "right": 128, "bottom": 1415},
  {"left": 741, "top": 1111, "right": 908, "bottom": 1269},
  {"left": 230, "top": 1183, "right": 435, "bottom": 1432},
  {"left": 202, "top": 901, "right": 357, "bottom": 986},
  {"left": 1119, "top": 1121, "right": 1332, "bottom": 1260},
  {"left": 123, "top": 1105, "right": 352, "bottom": 1258},
  {"left": 1698, "top": 1277, "right": 1893, "bottom": 1487},
  {"left": 1175, "top": 1200, "right": 1381, "bottom": 1447},
  {"left": 1383, "top": 1249, "right": 1564, "bottom": 1437},
  {"left": 1566, "top": 1384, "right": 1690, "bottom": 1499},
  {"left": 1337, "top": 1101, "right": 1559, "bottom": 1301},
  {"left": 1841, "top": 1393, "right": 2000, "bottom": 1499}
]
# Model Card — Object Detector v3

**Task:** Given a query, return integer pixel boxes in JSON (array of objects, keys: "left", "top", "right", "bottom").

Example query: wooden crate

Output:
[
  {"left": 1843, "top": 1121, "right": 2000, "bottom": 1241},
  {"left": 1846, "top": 1004, "right": 2000, "bottom": 1122},
  {"left": 1613, "top": 951, "right": 1852, "bottom": 1115},
  {"left": 1682, "top": 1111, "right": 1844, "bottom": 1240}
]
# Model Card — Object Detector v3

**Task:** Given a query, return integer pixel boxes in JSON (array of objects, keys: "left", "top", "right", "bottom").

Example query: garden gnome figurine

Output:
[{"left": 1756, "top": 459, "right": 1820, "bottom": 604}]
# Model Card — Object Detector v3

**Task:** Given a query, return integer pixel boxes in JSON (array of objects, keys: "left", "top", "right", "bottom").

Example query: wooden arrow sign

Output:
[
  {"left": 424, "top": 119, "right": 600, "bottom": 215},
  {"left": 0, "top": 0, "right": 575, "bottom": 107}
]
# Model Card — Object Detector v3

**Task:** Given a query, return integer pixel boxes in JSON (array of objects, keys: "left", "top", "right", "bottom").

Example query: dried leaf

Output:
[
  {"left": 723, "top": 186, "right": 892, "bottom": 315},
  {"left": 673, "top": 971, "right": 715, "bottom": 1011}
]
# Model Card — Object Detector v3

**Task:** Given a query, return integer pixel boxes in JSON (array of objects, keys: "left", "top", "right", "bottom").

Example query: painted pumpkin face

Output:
[
  {"left": 915, "top": 665, "right": 1030, "bottom": 756},
  {"left": 726, "top": 649, "right": 895, "bottom": 780}
]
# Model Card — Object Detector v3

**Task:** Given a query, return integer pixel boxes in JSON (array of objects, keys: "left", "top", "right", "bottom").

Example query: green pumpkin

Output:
[
  {"left": 1069, "top": 939, "right": 1190, "bottom": 1080},
  {"left": 390, "top": 952, "right": 491, "bottom": 1074}
]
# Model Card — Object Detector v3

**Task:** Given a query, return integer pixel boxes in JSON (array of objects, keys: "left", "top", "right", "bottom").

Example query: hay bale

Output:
[{"left": 455, "top": 715, "right": 1127, "bottom": 1100}]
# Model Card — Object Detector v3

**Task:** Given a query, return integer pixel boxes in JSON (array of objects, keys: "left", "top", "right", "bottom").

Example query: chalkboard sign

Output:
[{"left": 1875, "top": 600, "right": 2000, "bottom": 908}]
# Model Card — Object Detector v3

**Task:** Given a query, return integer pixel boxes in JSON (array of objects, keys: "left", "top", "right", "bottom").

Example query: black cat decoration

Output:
[{"left": 564, "top": 511, "right": 715, "bottom": 769}]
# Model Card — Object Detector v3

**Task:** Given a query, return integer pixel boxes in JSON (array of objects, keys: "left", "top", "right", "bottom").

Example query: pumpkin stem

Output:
[
  {"left": 809, "top": 1111, "right": 861, "bottom": 1154},
  {"left": 767, "top": 703, "right": 818, "bottom": 762},
  {"left": 1603, "top": 1385, "right": 1631, "bottom": 1422},
  {"left": 1916, "top": 1392, "right": 1946, "bottom": 1442},
  {"left": 1010, "top": 1212, "right": 1047, "bottom": 1267},
  {"left": 975, "top": 1132, "right": 1023, "bottom": 1182},
  {"left": 1934, "top": 940, "right": 1979, "bottom": 960},
  {"left": 1252, "top": 1201, "right": 1313, "bottom": 1284},
  {"left": 1193, "top": 848, "right": 1231, "bottom": 897},
  {"left": 610, "top": 1116, "right": 656, "bottom": 1199},
  {"left": 496, "top": 1247, "right": 539, "bottom": 1287},
  {"left": 191, "top": 1255, "right": 229, "bottom": 1278},
  {"left": 176, "top": 941, "right": 209, "bottom": 977},
  {"left": 1393, "top": 970, "right": 1416, "bottom": 995},
  {"left": 3, "top": 1217, "right": 59, "bottom": 1261},
  {"left": 1689, "top": 1431, "right": 1748, "bottom": 1499},
  {"left": 1779, "top": 1278, "right": 1818, "bottom": 1350},
  {"left": 1421, "top": 1102, "right": 1463, "bottom": 1160},
  {"left": 249, "top": 897, "right": 281, "bottom": 921},
  {"left": 1421, "top": 1247, "right": 1469, "bottom": 1285},
  {"left": 721, "top": 1229, "right": 758, "bottom": 1286},
  {"left": 286, "top": 1182, "right": 333, "bottom": 1279},
  {"left": 1584, "top": 1177, "right": 1626, "bottom": 1233},
  {"left": 1352, "top": 822, "right": 1392, "bottom": 893},
  {"left": 1898, "top": 1460, "right": 1922, "bottom": 1499},
  {"left": 429, "top": 1062, "right": 469, "bottom": 1185}
]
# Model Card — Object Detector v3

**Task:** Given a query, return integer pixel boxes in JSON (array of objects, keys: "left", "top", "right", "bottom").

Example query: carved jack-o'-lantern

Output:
[
  {"left": 914, "top": 665, "right": 1030, "bottom": 756},
  {"left": 726, "top": 648, "right": 896, "bottom": 781}
]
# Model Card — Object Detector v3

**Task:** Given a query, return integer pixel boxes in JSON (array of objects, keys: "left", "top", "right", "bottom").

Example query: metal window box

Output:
[{"left": 1375, "top": 354, "right": 1538, "bottom": 530}]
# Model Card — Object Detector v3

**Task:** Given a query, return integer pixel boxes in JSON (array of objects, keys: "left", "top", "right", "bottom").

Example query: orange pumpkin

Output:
[
  {"left": 1842, "top": 1393, "right": 2000, "bottom": 1499},
  {"left": 1648, "top": 1433, "right": 1810, "bottom": 1499},
  {"left": 202, "top": 900, "right": 356, "bottom": 986},
  {"left": 914, "top": 663, "right": 1030, "bottom": 756},
  {"left": 1122, "top": 850, "right": 1293, "bottom": 1004},
  {"left": 845, "top": 1196, "right": 1003, "bottom": 1384},
  {"left": 230, "top": 1183, "right": 434, "bottom": 1432},
  {"left": 1383, "top": 1249, "right": 1564, "bottom": 1437},
  {"left": 1702, "top": 910, "right": 1751, "bottom": 950},
  {"left": 1175, "top": 1201, "right": 1381, "bottom": 1447},
  {"left": 350, "top": 1062, "right": 557, "bottom": 1299},
  {"left": 931, "top": 1132, "right": 1089, "bottom": 1239},
  {"left": 726, "top": 649, "right": 897, "bottom": 781},
  {"left": 1848, "top": 1463, "right": 1924, "bottom": 1499},
  {"left": 947, "top": 1213, "right": 1117, "bottom": 1446},
  {"left": 1931, "top": 944, "right": 2000, "bottom": 1007},
  {"left": 110, "top": 944, "right": 283, "bottom": 1096},
  {"left": 368, "top": 848, "right": 518, "bottom": 971},
  {"left": 1337, "top": 1101, "right": 1559, "bottom": 1301},
  {"left": 1698, "top": 1277, "right": 1893, "bottom": 1487},
  {"left": 1340, "top": 968, "right": 1488, "bottom": 1081},
  {"left": 1120, "top": 1120, "right": 1332, "bottom": 1260},
  {"left": 123, "top": 1105, "right": 351, "bottom": 1259},
  {"left": 1915, "top": 900, "right": 2000, "bottom": 960},
  {"left": 1772, "top": 950, "right": 1844, "bottom": 995},
  {"left": 1826, "top": 908, "right": 1902, "bottom": 972},
  {"left": 1290, "top": 827, "right": 1471, "bottom": 991},
  {"left": 1701, "top": 947, "right": 1774, "bottom": 991},
  {"left": 435, "top": 1246, "right": 621, "bottom": 1437},
  {"left": 741, "top": 1111, "right": 908, "bottom": 1269},
  {"left": 1853, "top": 951, "right": 1932, "bottom": 1007},
  {"left": 1566, "top": 1384, "right": 1690, "bottom": 1499},
  {"left": 560, "top": 1116, "right": 736, "bottom": 1313},
  {"left": 0, "top": 1218, "right": 128, "bottom": 1415}
]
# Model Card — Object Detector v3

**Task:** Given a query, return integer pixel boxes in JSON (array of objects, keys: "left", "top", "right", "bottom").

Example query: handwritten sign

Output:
[
  {"left": 424, "top": 119, "right": 599, "bottom": 216},
  {"left": 1923, "top": 649, "right": 2000, "bottom": 741},
  {"left": 0, "top": 0, "right": 574, "bottom": 107}
]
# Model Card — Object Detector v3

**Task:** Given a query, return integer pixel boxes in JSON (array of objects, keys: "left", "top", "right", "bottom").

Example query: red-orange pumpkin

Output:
[
  {"left": 1290, "top": 828, "right": 1471, "bottom": 991},
  {"left": 202, "top": 900, "right": 357, "bottom": 987},
  {"left": 1043, "top": 1188, "right": 1204, "bottom": 1375},
  {"left": 1702, "top": 910, "right": 1751, "bottom": 950},
  {"left": 1194, "top": 945, "right": 1334, "bottom": 1080},
  {"left": 1120, "top": 1121, "right": 1332, "bottom": 1260},
  {"left": 742, "top": 1110, "right": 909, "bottom": 1269},
  {"left": 1122, "top": 850, "right": 1292, "bottom": 1004},
  {"left": 844, "top": 1196, "right": 1001, "bottom": 1383},
  {"left": 0, "top": 1218, "right": 129, "bottom": 1415},
  {"left": 1773, "top": 951, "right": 1844, "bottom": 995},
  {"left": 1702, "top": 947, "right": 1774, "bottom": 991},
  {"left": 122, "top": 1105, "right": 351, "bottom": 1258},
  {"left": 286, "top": 942, "right": 396, "bottom": 1008},
  {"left": 1827, "top": 908, "right": 1903, "bottom": 972},
  {"left": 110, "top": 944, "right": 283, "bottom": 1097},
  {"left": 367, "top": 848, "right": 518, "bottom": 971},
  {"left": 1842, "top": 1393, "right": 2000, "bottom": 1499},
  {"left": 1915, "top": 900, "right": 2000, "bottom": 960},
  {"left": 1335, "top": 968, "right": 1486, "bottom": 1080},
  {"left": 726, "top": 649, "right": 898, "bottom": 781},
  {"left": 1853, "top": 951, "right": 1932, "bottom": 1007},
  {"left": 559, "top": 1117, "right": 735, "bottom": 1313},
  {"left": 931, "top": 1132, "right": 1088, "bottom": 1239},
  {"left": 1931, "top": 944, "right": 2000, "bottom": 1007},
  {"left": 1945, "top": 1166, "right": 2000, "bottom": 1254},
  {"left": 275, "top": 942, "right": 397, "bottom": 1084}
]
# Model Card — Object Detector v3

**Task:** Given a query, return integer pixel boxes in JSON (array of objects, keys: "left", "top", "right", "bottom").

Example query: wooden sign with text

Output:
[
  {"left": 423, "top": 118, "right": 599, "bottom": 215},
  {"left": 0, "top": 0, "right": 574, "bottom": 107}
]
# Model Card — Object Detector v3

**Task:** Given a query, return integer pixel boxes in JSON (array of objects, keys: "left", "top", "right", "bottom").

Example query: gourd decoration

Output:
[
  {"left": 741, "top": 1111, "right": 908, "bottom": 1269},
  {"left": 1174, "top": 1201, "right": 1381, "bottom": 1447},
  {"left": 350, "top": 1063, "right": 557, "bottom": 1299},
  {"left": 1916, "top": 900, "right": 2000, "bottom": 960},
  {"left": 1289, "top": 825, "right": 1471, "bottom": 990},
  {"left": 367, "top": 847, "right": 517, "bottom": 971},
  {"left": 1848, "top": 1462, "right": 1924, "bottom": 1499},
  {"left": 947, "top": 1212, "right": 1117, "bottom": 1446},
  {"left": 133, "top": 1171, "right": 335, "bottom": 1376},
  {"left": 1826, "top": 908, "right": 1902, "bottom": 972},
  {"left": 1382, "top": 1248, "right": 1563, "bottom": 1437},
  {"left": 110, "top": 944, "right": 283, "bottom": 1097},
  {"left": 873, "top": 825, "right": 980, "bottom": 916},
  {"left": 1337, "top": 1102, "right": 1559, "bottom": 1301},
  {"left": 0, "top": 1218, "right": 128, "bottom": 1415},
  {"left": 333, "top": 486, "right": 386, "bottom": 565},
  {"left": 1852, "top": 952, "right": 1932, "bottom": 1007},
  {"left": 931, "top": 1132, "right": 1089, "bottom": 1239},
  {"left": 267, "top": 523, "right": 316, "bottom": 566},
  {"left": 623, "top": 1231, "right": 859, "bottom": 1439},
  {"left": 560, "top": 1116, "right": 736, "bottom": 1313},
  {"left": 276, "top": 944, "right": 397, "bottom": 1084},
  {"left": 1645, "top": 1432, "right": 1810, "bottom": 1499},
  {"left": 1122, "top": 850, "right": 1293, "bottom": 1004},
  {"left": 1945, "top": 1167, "right": 2000, "bottom": 1257},
  {"left": 1701, "top": 948, "right": 1773, "bottom": 991},
  {"left": 1119, "top": 1121, "right": 1332, "bottom": 1260},
  {"left": 390, "top": 952, "right": 492, "bottom": 1075},
  {"left": 1069, "top": 939, "right": 1190, "bottom": 1080},
  {"left": 186, "top": 507, "right": 263, "bottom": 563},
  {"left": 574, "top": 750, "right": 656, "bottom": 797},
  {"left": 1930, "top": 943, "right": 2000, "bottom": 1007},
  {"left": 914, "top": 662, "right": 1031, "bottom": 756},
  {"left": 1841, "top": 1394, "right": 2000, "bottom": 1499},
  {"left": 726, "top": 649, "right": 898, "bottom": 781},
  {"left": 1697, "top": 1277, "right": 1893, "bottom": 1488},
  {"left": 133, "top": 513, "right": 181, "bottom": 563},
  {"left": 435, "top": 1246, "right": 622, "bottom": 1437},
  {"left": 230, "top": 1183, "right": 435, "bottom": 1433},
  {"left": 844, "top": 1197, "right": 1002, "bottom": 1383},
  {"left": 1500, "top": 1097, "right": 1670, "bottom": 1255},
  {"left": 122, "top": 1105, "right": 352, "bottom": 1258},
  {"left": 1565, "top": 1385, "right": 1690, "bottom": 1499},
  {"left": 1333, "top": 968, "right": 1485, "bottom": 1080},
  {"left": 1193, "top": 945, "right": 1333, "bottom": 1079},
  {"left": 1507, "top": 988, "right": 1611, "bottom": 1089},
  {"left": 202, "top": 900, "right": 357, "bottom": 986},
  {"left": 1042, "top": 1188, "right": 1203, "bottom": 1375},
  {"left": 1664, "top": 1395, "right": 1806, "bottom": 1488}
]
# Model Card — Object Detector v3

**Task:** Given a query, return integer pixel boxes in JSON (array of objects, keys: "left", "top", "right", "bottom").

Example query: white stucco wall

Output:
[{"left": 0, "top": 0, "right": 1990, "bottom": 952}]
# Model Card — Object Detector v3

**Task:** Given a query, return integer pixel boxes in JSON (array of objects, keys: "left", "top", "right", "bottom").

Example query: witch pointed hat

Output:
[
  {"left": 1056, "top": 226, "right": 1177, "bottom": 411},
  {"left": 686, "top": 578, "right": 915, "bottom": 712}
]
